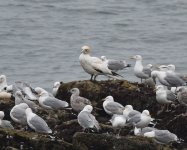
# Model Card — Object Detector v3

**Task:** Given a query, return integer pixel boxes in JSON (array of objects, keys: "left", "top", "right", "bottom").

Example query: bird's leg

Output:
[
  {"left": 141, "top": 78, "right": 142, "bottom": 83},
  {"left": 94, "top": 75, "right": 97, "bottom": 81},
  {"left": 90, "top": 75, "right": 93, "bottom": 81}
]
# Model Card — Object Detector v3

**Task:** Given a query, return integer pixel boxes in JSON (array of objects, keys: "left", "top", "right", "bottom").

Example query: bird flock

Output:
[{"left": 0, "top": 45, "right": 186, "bottom": 146}]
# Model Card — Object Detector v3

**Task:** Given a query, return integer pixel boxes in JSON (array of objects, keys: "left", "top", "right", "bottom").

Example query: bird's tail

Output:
[
  {"left": 107, "top": 74, "right": 124, "bottom": 80},
  {"left": 111, "top": 71, "right": 123, "bottom": 77}
]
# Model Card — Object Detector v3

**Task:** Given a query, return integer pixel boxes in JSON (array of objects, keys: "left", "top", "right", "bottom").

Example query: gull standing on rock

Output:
[
  {"left": 151, "top": 65, "right": 186, "bottom": 89},
  {"left": 134, "top": 126, "right": 157, "bottom": 136},
  {"left": 123, "top": 105, "right": 141, "bottom": 121},
  {"left": 70, "top": 88, "right": 91, "bottom": 112},
  {"left": 100, "top": 56, "right": 131, "bottom": 72},
  {"left": 14, "top": 91, "right": 39, "bottom": 111},
  {"left": 10, "top": 103, "right": 29, "bottom": 126},
  {"left": 177, "top": 87, "right": 187, "bottom": 115},
  {"left": 52, "top": 81, "right": 62, "bottom": 97},
  {"left": 128, "top": 110, "right": 152, "bottom": 129},
  {"left": 144, "top": 129, "right": 179, "bottom": 144},
  {"left": 22, "top": 82, "right": 38, "bottom": 101},
  {"left": 103, "top": 96, "right": 124, "bottom": 115},
  {"left": 35, "top": 88, "right": 69, "bottom": 110},
  {"left": 156, "top": 85, "right": 177, "bottom": 113},
  {"left": 25, "top": 108, "right": 52, "bottom": 134},
  {"left": 78, "top": 105, "right": 100, "bottom": 132},
  {"left": 110, "top": 113, "right": 126, "bottom": 137},
  {"left": 79, "top": 45, "right": 123, "bottom": 80},
  {"left": 131, "top": 55, "right": 152, "bottom": 82},
  {"left": 0, "top": 111, "right": 14, "bottom": 129},
  {"left": 0, "top": 75, "right": 8, "bottom": 91}
]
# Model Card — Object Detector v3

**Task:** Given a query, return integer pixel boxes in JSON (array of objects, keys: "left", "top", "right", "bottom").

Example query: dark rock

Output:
[
  {"left": 0, "top": 80, "right": 186, "bottom": 149},
  {"left": 0, "top": 128, "right": 72, "bottom": 150},
  {"left": 72, "top": 132, "right": 171, "bottom": 150}
]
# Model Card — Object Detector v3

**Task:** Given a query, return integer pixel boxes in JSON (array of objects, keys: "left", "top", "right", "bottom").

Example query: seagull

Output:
[
  {"left": 110, "top": 113, "right": 126, "bottom": 137},
  {"left": 156, "top": 85, "right": 177, "bottom": 112},
  {"left": 128, "top": 110, "right": 153, "bottom": 129},
  {"left": 0, "top": 75, "right": 8, "bottom": 91},
  {"left": 25, "top": 108, "right": 52, "bottom": 134},
  {"left": 79, "top": 45, "right": 123, "bottom": 80},
  {"left": 10, "top": 103, "right": 29, "bottom": 126},
  {"left": 151, "top": 66, "right": 186, "bottom": 89},
  {"left": 0, "top": 111, "right": 14, "bottom": 129},
  {"left": 78, "top": 105, "right": 100, "bottom": 132},
  {"left": 70, "top": 88, "right": 91, "bottom": 112},
  {"left": 177, "top": 87, "right": 187, "bottom": 115},
  {"left": 134, "top": 126, "right": 157, "bottom": 136},
  {"left": 123, "top": 105, "right": 141, "bottom": 121},
  {"left": 144, "top": 129, "right": 179, "bottom": 144},
  {"left": 35, "top": 87, "right": 53, "bottom": 97},
  {"left": 100, "top": 56, "right": 131, "bottom": 72},
  {"left": 14, "top": 91, "right": 39, "bottom": 112},
  {"left": 103, "top": 96, "right": 124, "bottom": 115},
  {"left": 131, "top": 55, "right": 152, "bottom": 82},
  {"left": 52, "top": 81, "right": 62, "bottom": 97},
  {"left": 35, "top": 88, "right": 69, "bottom": 110},
  {"left": 22, "top": 82, "right": 38, "bottom": 101}
]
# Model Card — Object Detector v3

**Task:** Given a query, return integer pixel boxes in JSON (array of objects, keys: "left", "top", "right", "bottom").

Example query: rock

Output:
[
  {"left": 0, "top": 79, "right": 186, "bottom": 149},
  {"left": 0, "top": 92, "right": 12, "bottom": 100},
  {"left": 72, "top": 132, "right": 171, "bottom": 150},
  {"left": 56, "top": 80, "right": 158, "bottom": 115},
  {"left": 0, "top": 128, "right": 72, "bottom": 150}
]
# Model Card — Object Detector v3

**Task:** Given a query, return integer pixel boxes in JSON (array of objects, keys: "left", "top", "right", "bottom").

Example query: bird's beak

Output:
[
  {"left": 101, "top": 98, "right": 106, "bottom": 102},
  {"left": 130, "top": 56, "right": 135, "bottom": 59}
]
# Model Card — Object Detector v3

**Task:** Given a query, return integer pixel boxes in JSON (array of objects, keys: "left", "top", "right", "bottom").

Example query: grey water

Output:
[{"left": 0, "top": 0, "right": 187, "bottom": 91}]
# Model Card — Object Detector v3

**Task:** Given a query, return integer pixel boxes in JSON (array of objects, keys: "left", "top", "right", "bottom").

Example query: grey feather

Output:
[
  {"left": 166, "top": 91, "right": 177, "bottom": 102},
  {"left": 155, "top": 130, "right": 178, "bottom": 144},
  {"left": 43, "top": 97, "right": 68, "bottom": 109},
  {"left": 105, "top": 102, "right": 124, "bottom": 114},
  {"left": 0, "top": 120, "right": 14, "bottom": 129},
  {"left": 28, "top": 115, "right": 52, "bottom": 133},
  {"left": 142, "top": 68, "right": 152, "bottom": 77},
  {"left": 165, "top": 73, "right": 186, "bottom": 87},
  {"left": 78, "top": 111, "right": 100, "bottom": 131},
  {"left": 71, "top": 96, "right": 91, "bottom": 112},
  {"left": 128, "top": 114, "right": 141, "bottom": 124}
]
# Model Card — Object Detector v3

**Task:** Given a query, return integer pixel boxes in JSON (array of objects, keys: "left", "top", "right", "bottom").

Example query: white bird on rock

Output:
[
  {"left": 144, "top": 129, "right": 179, "bottom": 144},
  {"left": 70, "top": 88, "right": 91, "bottom": 112},
  {"left": 35, "top": 88, "right": 69, "bottom": 110},
  {"left": 103, "top": 96, "right": 124, "bottom": 115},
  {"left": 131, "top": 55, "right": 152, "bottom": 83},
  {"left": 0, "top": 111, "right": 14, "bottom": 129},
  {"left": 100, "top": 56, "right": 131, "bottom": 72},
  {"left": 10, "top": 103, "right": 29, "bottom": 126},
  {"left": 25, "top": 108, "right": 52, "bottom": 134},
  {"left": 79, "top": 45, "right": 123, "bottom": 80},
  {"left": 78, "top": 105, "right": 100, "bottom": 132}
]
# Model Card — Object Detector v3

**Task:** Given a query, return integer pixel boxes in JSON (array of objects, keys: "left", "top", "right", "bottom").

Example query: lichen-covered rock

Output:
[
  {"left": 56, "top": 80, "right": 158, "bottom": 115},
  {"left": 0, "top": 80, "right": 186, "bottom": 149},
  {"left": 72, "top": 132, "right": 171, "bottom": 150},
  {"left": 0, "top": 128, "right": 72, "bottom": 150}
]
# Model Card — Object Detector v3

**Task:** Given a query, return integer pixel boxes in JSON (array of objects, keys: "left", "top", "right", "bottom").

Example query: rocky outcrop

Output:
[{"left": 0, "top": 80, "right": 186, "bottom": 149}]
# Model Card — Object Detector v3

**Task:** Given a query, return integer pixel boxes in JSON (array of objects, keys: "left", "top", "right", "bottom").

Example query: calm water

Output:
[{"left": 0, "top": 0, "right": 187, "bottom": 90}]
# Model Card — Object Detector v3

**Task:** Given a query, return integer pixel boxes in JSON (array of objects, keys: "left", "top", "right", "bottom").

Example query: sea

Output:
[{"left": 0, "top": 0, "right": 187, "bottom": 91}]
